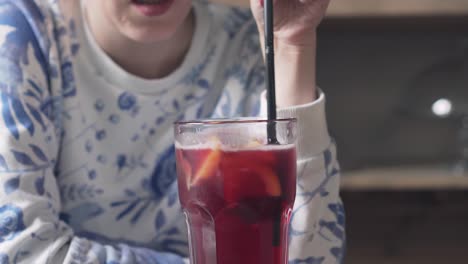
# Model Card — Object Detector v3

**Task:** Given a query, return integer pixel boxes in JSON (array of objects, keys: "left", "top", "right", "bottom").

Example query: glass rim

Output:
[{"left": 174, "top": 117, "right": 297, "bottom": 126}]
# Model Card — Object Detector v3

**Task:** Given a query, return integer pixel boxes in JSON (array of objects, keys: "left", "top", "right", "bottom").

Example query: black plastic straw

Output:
[
  {"left": 264, "top": 0, "right": 278, "bottom": 145},
  {"left": 264, "top": 0, "right": 281, "bottom": 247}
]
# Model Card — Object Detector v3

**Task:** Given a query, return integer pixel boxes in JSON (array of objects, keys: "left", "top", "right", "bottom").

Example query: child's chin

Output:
[{"left": 127, "top": 27, "right": 178, "bottom": 44}]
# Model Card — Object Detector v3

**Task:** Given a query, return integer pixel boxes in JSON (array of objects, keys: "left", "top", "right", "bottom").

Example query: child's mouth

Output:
[
  {"left": 132, "top": 0, "right": 166, "bottom": 5},
  {"left": 131, "top": 0, "right": 174, "bottom": 16}
]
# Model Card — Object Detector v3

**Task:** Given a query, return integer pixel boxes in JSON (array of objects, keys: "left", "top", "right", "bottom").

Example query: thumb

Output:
[
  {"left": 257, "top": 0, "right": 280, "bottom": 8},
  {"left": 250, "top": 0, "right": 279, "bottom": 34},
  {"left": 249, "top": 0, "right": 263, "bottom": 21}
]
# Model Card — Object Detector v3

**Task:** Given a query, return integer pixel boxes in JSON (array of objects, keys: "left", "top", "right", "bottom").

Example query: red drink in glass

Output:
[{"left": 177, "top": 143, "right": 296, "bottom": 264}]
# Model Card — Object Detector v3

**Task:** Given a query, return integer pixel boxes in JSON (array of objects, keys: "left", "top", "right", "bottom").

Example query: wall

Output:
[{"left": 317, "top": 19, "right": 468, "bottom": 170}]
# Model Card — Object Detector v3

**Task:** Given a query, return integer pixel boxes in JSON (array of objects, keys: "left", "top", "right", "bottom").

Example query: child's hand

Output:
[
  {"left": 249, "top": 0, "right": 330, "bottom": 107},
  {"left": 250, "top": 0, "right": 330, "bottom": 47}
]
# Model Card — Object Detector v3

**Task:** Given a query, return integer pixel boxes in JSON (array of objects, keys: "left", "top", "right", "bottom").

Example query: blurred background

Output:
[{"left": 214, "top": 0, "right": 468, "bottom": 263}]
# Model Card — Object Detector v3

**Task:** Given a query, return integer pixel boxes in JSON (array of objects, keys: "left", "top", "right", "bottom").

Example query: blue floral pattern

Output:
[
  {"left": 0, "top": 0, "right": 344, "bottom": 263},
  {"left": 118, "top": 92, "right": 137, "bottom": 111},
  {"left": 0, "top": 254, "right": 9, "bottom": 264},
  {"left": 61, "top": 62, "right": 76, "bottom": 98},
  {"left": 150, "top": 146, "right": 176, "bottom": 199},
  {"left": 0, "top": 205, "right": 25, "bottom": 243}
]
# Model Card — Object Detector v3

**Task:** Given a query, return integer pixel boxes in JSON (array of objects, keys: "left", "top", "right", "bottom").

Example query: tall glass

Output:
[{"left": 175, "top": 118, "right": 297, "bottom": 264}]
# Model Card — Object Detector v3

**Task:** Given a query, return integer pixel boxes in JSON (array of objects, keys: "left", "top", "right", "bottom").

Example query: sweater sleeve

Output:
[
  {"left": 258, "top": 89, "right": 345, "bottom": 263},
  {"left": 273, "top": 92, "right": 346, "bottom": 264},
  {"left": 0, "top": 2, "right": 187, "bottom": 263},
  {"left": 231, "top": 20, "right": 346, "bottom": 264}
]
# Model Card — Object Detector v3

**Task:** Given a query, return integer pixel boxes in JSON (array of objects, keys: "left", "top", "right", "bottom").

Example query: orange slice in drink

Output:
[
  {"left": 222, "top": 160, "right": 282, "bottom": 202},
  {"left": 190, "top": 147, "right": 222, "bottom": 187},
  {"left": 253, "top": 165, "right": 281, "bottom": 196}
]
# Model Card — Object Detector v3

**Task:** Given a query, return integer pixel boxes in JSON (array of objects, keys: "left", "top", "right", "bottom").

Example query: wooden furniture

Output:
[
  {"left": 210, "top": 0, "right": 468, "bottom": 17},
  {"left": 342, "top": 166, "right": 468, "bottom": 191},
  {"left": 326, "top": 0, "right": 468, "bottom": 17}
]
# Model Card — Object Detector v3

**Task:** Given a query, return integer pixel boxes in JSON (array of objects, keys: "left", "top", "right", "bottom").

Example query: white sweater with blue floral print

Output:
[{"left": 0, "top": 0, "right": 345, "bottom": 263}]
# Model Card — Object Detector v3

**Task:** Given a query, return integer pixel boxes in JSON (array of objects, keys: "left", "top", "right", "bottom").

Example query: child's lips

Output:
[
  {"left": 130, "top": 0, "right": 174, "bottom": 17},
  {"left": 132, "top": 0, "right": 165, "bottom": 5}
]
